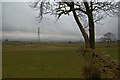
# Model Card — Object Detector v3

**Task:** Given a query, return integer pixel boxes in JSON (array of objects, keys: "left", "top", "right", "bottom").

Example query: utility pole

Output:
[{"left": 38, "top": 27, "right": 40, "bottom": 41}]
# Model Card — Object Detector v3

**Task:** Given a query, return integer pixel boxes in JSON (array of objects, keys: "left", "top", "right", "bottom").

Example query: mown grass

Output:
[{"left": 2, "top": 41, "right": 118, "bottom": 78}]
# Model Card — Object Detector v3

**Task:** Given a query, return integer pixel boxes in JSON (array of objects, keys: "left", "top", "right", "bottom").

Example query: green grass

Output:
[
  {"left": 2, "top": 41, "right": 118, "bottom": 78},
  {"left": 95, "top": 42, "right": 118, "bottom": 60}
]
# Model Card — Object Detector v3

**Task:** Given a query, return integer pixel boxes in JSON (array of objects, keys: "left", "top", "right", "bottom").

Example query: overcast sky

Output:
[
  {"left": 1, "top": 2, "right": 118, "bottom": 42},
  {"left": 0, "top": 2, "right": 2, "bottom": 41}
]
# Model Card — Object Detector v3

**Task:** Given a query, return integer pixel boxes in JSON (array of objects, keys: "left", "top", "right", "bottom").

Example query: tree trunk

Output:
[
  {"left": 72, "top": 10, "right": 90, "bottom": 48},
  {"left": 88, "top": 13, "right": 95, "bottom": 49},
  {"left": 83, "top": 1, "right": 95, "bottom": 49}
]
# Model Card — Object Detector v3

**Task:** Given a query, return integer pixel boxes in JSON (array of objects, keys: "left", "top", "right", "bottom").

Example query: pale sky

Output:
[
  {"left": 0, "top": 2, "right": 2, "bottom": 41},
  {"left": 1, "top": 2, "right": 118, "bottom": 42}
]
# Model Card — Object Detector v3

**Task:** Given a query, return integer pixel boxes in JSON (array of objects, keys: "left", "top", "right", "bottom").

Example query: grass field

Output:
[{"left": 2, "top": 41, "right": 118, "bottom": 78}]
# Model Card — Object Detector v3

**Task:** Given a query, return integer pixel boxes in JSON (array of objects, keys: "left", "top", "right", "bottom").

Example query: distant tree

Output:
[
  {"left": 5, "top": 39, "right": 8, "bottom": 42},
  {"left": 100, "top": 32, "right": 116, "bottom": 47},
  {"left": 69, "top": 41, "right": 72, "bottom": 43},
  {"left": 104, "top": 32, "right": 116, "bottom": 43},
  {"left": 30, "top": 0, "right": 119, "bottom": 49}
]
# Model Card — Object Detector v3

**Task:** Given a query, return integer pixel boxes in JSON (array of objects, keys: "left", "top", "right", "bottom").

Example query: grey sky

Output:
[
  {"left": 0, "top": 2, "right": 2, "bottom": 41},
  {"left": 2, "top": 2, "right": 118, "bottom": 41}
]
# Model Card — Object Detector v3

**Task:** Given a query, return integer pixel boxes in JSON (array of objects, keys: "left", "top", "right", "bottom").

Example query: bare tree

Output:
[
  {"left": 29, "top": 0, "right": 119, "bottom": 49},
  {"left": 100, "top": 32, "right": 117, "bottom": 47},
  {"left": 104, "top": 32, "right": 116, "bottom": 43}
]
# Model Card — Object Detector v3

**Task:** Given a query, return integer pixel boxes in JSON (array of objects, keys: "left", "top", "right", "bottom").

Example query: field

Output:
[{"left": 2, "top": 41, "right": 118, "bottom": 78}]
